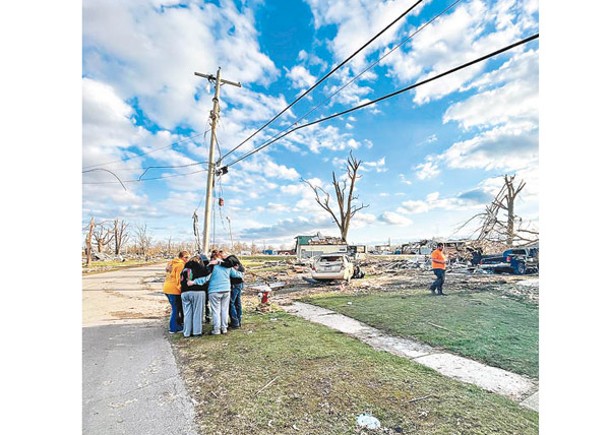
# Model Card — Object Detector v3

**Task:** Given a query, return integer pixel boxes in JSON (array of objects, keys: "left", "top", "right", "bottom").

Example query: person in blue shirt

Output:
[{"left": 186, "top": 251, "right": 244, "bottom": 335}]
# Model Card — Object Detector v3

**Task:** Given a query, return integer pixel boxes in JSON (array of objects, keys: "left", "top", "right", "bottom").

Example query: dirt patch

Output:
[{"left": 250, "top": 261, "right": 539, "bottom": 306}]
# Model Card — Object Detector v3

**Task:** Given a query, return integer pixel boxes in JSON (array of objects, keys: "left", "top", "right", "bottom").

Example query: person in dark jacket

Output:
[
  {"left": 221, "top": 253, "right": 246, "bottom": 329},
  {"left": 180, "top": 254, "right": 211, "bottom": 337}
]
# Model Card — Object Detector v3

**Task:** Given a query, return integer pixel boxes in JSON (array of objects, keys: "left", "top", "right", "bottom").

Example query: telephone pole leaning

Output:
[{"left": 194, "top": 67, "right": 241, "bottom": 255}]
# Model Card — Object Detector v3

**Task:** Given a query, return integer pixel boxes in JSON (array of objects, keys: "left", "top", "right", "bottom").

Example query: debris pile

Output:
[{"left": 307, "top": 233, "right": 345, "bottom": 245}]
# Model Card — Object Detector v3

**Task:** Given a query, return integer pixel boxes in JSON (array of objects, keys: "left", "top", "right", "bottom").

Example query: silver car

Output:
[{"left": 311, "top": 254, "right": 355, "bottom": 282}]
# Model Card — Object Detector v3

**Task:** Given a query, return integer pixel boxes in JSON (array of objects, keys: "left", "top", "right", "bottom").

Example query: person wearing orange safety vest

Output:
[{"left": 429, "top": 242, "right": 448, "bottom": 296}]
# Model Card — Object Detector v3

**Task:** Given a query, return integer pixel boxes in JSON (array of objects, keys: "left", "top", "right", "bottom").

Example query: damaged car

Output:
[
  {"left": 311, "top": 253, "right": 355, "bottom": 283},
  {"left": 478, "top": 247, "right": 539, "bottom": 275}
]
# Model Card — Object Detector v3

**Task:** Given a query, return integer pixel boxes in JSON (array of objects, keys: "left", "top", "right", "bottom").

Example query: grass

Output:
[
  {"left": 301, "top": 290, "right": 538, "bottom": 378},
  {"left": 170, "top": 303, "right": 538, "bottom": 434},
  {"left": 241, "top": 255, "right": 295, "bottom": 267},
  {"left": 81, "top": 259, "right": 160, "bottom": 274}
]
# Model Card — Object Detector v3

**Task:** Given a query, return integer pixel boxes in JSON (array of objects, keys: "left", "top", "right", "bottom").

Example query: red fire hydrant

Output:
[{"left": 259, "top": 290, "right": 271, "bottom": 304}]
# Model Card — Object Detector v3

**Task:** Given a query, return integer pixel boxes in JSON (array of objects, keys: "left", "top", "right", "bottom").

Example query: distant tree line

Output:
[{"left": 82, "top": 217, "right": 290, "bottom": 266}]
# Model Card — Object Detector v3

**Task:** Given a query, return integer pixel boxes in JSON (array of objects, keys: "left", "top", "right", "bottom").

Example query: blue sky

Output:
[{"left": 82, "top": 0, "right": 540, "bottom": 249}]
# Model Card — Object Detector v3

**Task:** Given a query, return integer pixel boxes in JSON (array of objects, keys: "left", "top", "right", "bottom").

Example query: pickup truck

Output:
[{"left": 477, "top": 247, "right": 539, "bottom": 275}]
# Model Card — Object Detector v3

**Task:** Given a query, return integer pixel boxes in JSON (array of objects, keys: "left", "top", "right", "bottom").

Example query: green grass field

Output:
[
  {"left": 171, "top": 309, "right": 537, "bottom": 434},
  {"left": 301, "top": 290, "right": 538, "bottom": 378}
]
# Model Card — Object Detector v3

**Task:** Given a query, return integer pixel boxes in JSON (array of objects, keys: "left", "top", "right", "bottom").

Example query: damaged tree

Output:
[
  {"left": 302, "top": 151, "right": 368, "bottom": 243},
  {"left": 85, "top": 217, "right": 95, "bottom": 266},
  {"left": 133, "top": 223, "right": 152, "bottom": 257},
  {"left": 93, "top": 221, "right": 115, "bottom": 253},
  {"left": 112, "top": 219, "right": 129, "bottom": 256},
  {"left": 458, "top": 174, "right": 538, "bottom": 247}
]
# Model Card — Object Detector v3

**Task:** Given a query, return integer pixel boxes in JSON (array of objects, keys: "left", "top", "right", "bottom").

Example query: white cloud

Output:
[
  {"left": 361, "top": 157, "right": 388, "bottom": 173},
  {"left": 440, "top": 124, "right": 538, "bottom": 171},
  {"left": 237, "top": 157, "right": 300, "bottom": 180},
  {"left": 399, "top": 174, "right": 412, "bottom": 185},
  {"left": 414, "top": 158, "right": 440, "bottom": 180},
  {"left": 284, "top": 123, "right": 364, "bottom": 154},
  {"left": 286, "top": 65, "right": 316, "bottom": 89},
  {"left": 237, "top": 215, "right": 335, "bottom": 241},
  {"left": 378, "top": 211, "right": 413, "bottom": 226},
  {"left": 297, "top": 49, "right": 328, "bottom": 69},
  {"left": 381, "top": 0, "right": 538, "bottom": 104},
  {"left": 305, "top": 0, "right": 426, "bottom": 70},
  {"left": 83, "top": 0, "right": 279, "bottom": 130},
  {"left": 398, "top": 200, "right": 430, "bottom": 214},
  {"left": 443, "top": 49, "right": 538, "bottom": 130},
  {"left": 411, "top": 46, "right": 538, "bottom": 179},
  {"left": 397, "top": 187, "right": 492, "bottom": 216},
  {"left": 256, "top": 202, "right": 291, "bottom": 213}
]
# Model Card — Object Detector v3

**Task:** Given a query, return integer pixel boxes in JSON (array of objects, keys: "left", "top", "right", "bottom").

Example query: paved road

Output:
[{"left": 82, "top": 265, "right": 198, "bottom": 435}]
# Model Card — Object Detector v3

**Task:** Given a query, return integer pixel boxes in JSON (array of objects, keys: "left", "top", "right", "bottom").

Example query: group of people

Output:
[{"left": 162, "top": 249, "right": 245, "bottom": 337}]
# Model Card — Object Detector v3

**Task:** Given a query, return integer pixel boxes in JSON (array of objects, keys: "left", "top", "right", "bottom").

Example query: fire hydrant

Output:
[{"left": 258, "top": 289, "right": 271, "bottom": 304}]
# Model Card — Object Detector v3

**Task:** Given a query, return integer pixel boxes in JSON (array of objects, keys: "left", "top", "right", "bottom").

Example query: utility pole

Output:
[
  {"left": 226, "top": 216, "right": 234, "bottom": 251},
  {"left": 194, "top": 67, "right": 241, "bottom": 255}
]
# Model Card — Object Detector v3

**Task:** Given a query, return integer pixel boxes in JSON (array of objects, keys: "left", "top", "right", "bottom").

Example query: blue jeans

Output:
[
  {"left": 181, "top": 291, "right": 205, "bottom": 337},
  {"left": 229, "top": 283, "right": 243, "bottom": 327},
  {"left": 166, "top": 294, "right": 183, "bottom": 333},
  {"left": 430, "top": 269, "right": 445, "bottom": 293}
]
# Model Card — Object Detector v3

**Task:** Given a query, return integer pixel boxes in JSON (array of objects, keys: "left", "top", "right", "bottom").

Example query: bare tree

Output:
[
  {"left": 113, "top": 219, "right": 129, "bottom": 255},
  {"left": 93, "top": 221, "right": 115, "bottom": 253},
  {"left": 134, "top": 223, "right": 152, "bottom": 257},
  {"left": 302, "top": 151, "right": 368, "bottom": 243},
  {"left": 232, "top": 241, "right": 250, "bottom": 254}
]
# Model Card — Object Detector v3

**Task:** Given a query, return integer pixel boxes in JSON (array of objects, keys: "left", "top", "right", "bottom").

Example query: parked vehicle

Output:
[
  {"left": 478, "top": 247, "right": 539, "bottom": 275},
  {"left": 311, "top": 253, "right": 355, "bottom": 282}
]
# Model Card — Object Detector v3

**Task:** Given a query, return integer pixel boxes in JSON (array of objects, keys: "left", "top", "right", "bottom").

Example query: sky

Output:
[{"left": 81, "top": 0, "right": 540, "bottom": 249}]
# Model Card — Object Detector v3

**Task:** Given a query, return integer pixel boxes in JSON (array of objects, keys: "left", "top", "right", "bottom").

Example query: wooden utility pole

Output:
[{"left": 194, "top": 67, "right": 241, "bottom": 255}]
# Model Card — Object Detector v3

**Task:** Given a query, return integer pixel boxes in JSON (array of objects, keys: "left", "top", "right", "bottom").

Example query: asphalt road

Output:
[{"left": 82, "top": 265, "right": 198, "bottom": 435}]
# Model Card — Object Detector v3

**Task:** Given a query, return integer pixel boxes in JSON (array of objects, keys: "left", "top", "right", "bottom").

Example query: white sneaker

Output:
[
  {"left": 211, "top": 330, "right": 221, "bottom": 335},
  {"left": 221, "top": 329, "right": 227, "bottom": 334}
]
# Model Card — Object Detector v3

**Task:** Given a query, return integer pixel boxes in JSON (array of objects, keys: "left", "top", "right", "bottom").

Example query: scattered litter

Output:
[
  {"left": 292, "top": 424, "right": 299, "bottom": 431},
  {"left": 270, "top": 318, "right": 278, "bottom": 321},
  {"left": 357, "top": 413, "right": 381, "bottom": 430},
  {"left": 255, "top": 376, "right": 279, "bottom": 396},
  {"left": 347, "top": 302, "right": 353, "bottom": 305}
]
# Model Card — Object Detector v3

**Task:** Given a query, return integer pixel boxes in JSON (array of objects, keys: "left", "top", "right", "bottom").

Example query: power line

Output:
[
  {"left": 83, "top": 167, "right": 208, "bottom": 185},
  {"left": 220, "top": 0, "right": 425, "bottom": 162},
  {"left": 82, "top": 129, "right": 210, "bottom": 171},
  {"left": 87, "top": 33, "right": 539, "bottom": 183},
  {"left": 227, "top": 0, "right": 464, "bottom": 167},
  {"left": 136, "top": 160, "right": 209, "bottom": 180},
  {"left": 81, "top": 168, "right": 127, "bottom": 190},
  {"left": 224, "top": 33, "right": 539, "bottom": 168}
]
